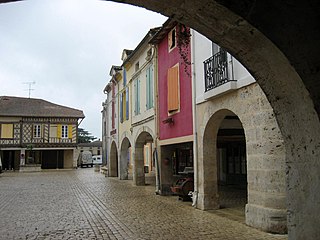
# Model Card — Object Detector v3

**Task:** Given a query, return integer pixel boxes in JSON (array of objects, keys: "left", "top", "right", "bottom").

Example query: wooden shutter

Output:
[
  {"left": 134, "top": 80, "right": 137, "bottom": 115},
  {"left": 126, "top": 87, "right": 129, "bottom": 120},
  {"left": 123, "top": 69, "right": 127, "bottom": 86},
  {"left": 137, "top": 80, "right": 140, "bottom": 114},
  {"left": 1, "top": 124, "right": 13, "bottom": 139},
  {"left": 120, "top": 92, "right": 123, "bottom": 123},
  {"left": 123, "top": 91, "right": 126, "bottom": 121},
  {"left": 134, "top": 79, "right": 140, "bottom": 115},
  {"left": 146, "top": 66, "right": 153, "bottom": 109},
  {"left": 112, "top": 84, "right": 115, "bottom": 128},
  {"left": 68, "top": 125, "right": 73, "bottom": 139},
  {"left": 167, "top": 65, "right": 179, "bottom": 112},
  {"left": 57, "top": 124, "right": 62, "bottom": 138}
]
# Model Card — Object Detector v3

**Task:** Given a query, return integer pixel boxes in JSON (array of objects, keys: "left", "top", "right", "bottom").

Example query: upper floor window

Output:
[
  {"left": 168, "top": 27, "right": 176, "bottom": 51},
  {"left": 0, "top": 123, "right": 13, "bottom": 139},
  {"left": 167, "top": 64, "right": 180, "bottom": 113},
  {"left": 61, "top": 125, "right": 68, "bottom": 138},
  {"left": 33, "top": 124, "right": 41, "bottom": 138}
]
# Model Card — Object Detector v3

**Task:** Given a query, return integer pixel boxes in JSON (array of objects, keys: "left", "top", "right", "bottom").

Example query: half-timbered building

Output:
[{"left": 0, "top": 96, "right": 84, "bottom": 171}]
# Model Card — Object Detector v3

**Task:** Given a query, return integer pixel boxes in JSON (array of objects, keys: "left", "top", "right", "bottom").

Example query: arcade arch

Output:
[
  {"left": 197, "top": 84, "right": 287, "bottom": 233},
  {"left": 133, "top": 130, "right": 154, "bottom": 186},
  {"left": 109, "top": 141, "right": 118, "bottom": 177},
  {"left": 119, "top": 136, "right": 132, "bottom": 180}
]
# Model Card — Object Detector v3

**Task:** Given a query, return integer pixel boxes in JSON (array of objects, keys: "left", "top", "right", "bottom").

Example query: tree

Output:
[{"left": 77, "top": 128, "right": 97, "bottom": 143}]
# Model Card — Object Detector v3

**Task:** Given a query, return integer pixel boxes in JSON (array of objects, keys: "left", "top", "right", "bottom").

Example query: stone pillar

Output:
[
  {"left": 119, "top": 147, "right": 128, "bottom": 180},
  {"left": 133, "top": 146, "right": 145, "bottom": 186},
  {"left": 108, "top": 144, "right": 118, "bottom": 177},
  {"left": 196, "top": 119, "right": 220, "bottom": 210},
  {"left": 244, "top": 106, "right": 287, "bottom": 233},
  {"left": 159, "top": 146, "right": 174, "bottom": 195}
]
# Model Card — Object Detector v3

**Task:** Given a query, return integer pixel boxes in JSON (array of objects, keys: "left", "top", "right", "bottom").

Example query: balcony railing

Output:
[{"left": 204, "top": 49, "right": 231, "bottom": 92}]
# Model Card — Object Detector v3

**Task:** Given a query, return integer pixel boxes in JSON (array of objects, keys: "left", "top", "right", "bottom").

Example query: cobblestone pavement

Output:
[{"left": 0, "top": 169, "right": 288, "bottom": 240}]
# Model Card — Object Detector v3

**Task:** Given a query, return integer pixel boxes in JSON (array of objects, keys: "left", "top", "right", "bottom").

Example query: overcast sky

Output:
[{"left": 0, "top": 0, "right": 167, "bottom": 139}]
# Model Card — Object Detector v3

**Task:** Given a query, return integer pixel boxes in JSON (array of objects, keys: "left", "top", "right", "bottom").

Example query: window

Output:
[
  {"left": 61, "top": 125, "right": 68, "bottom": 138},
  {"left": 146, "top": 65, "right": 154, "bottom": 110},
  {"left": 134, "top": 78, "right": 141, "bottom": 115},
  {"left": 168, "top": 27, "right": 176, "bottom": 51},
  {"left": 0, "top": 123, "right": 13, "bottom": 139},
  {"left": 33, "top": 124, "right": 41, "bottom": 138},
  {"left": 167, "top": 64, "right": 180, "bottom": 113},
  {"left": 50, "top": 125, "right": 57, "bottom": 137},
  {"left": 135, "top": 62, "right": 139, "bottom": 72}
]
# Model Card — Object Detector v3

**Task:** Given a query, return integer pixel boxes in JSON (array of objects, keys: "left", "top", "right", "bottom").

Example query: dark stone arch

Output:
[
  {"left": 199, "top": 102, "right": 287, "bottom": 233},
  {"left": 119, "top": 137, "right": 131, "bottom": 180},
  {"left": 109, "top": 141, "right": 118, "bottom": 177},
  {"left": 133, "top": 131, "right": 154, "bottom": 186}
]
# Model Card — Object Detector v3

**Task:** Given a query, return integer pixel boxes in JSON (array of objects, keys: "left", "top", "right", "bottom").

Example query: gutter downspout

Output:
[
  {"left": 191, "top": 29, "right": 199, "bottom": 207},
  {"left": 106, "top": 100, "right": 112, "bottom": 166},
  {"left": 152, "top": 44, "right": 161, "bottom": 194}
]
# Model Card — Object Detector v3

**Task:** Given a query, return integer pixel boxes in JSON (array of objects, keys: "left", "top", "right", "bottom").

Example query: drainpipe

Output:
[
  {"left": 191, "top": 29, "right": 199, "bottom": 207},
  {"left": 152, "top": 44, "right": 161, "bottom": 194}
]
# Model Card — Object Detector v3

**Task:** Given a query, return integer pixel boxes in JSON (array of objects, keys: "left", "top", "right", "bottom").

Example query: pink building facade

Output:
[
  {"left": 151, "top": 20, "right": 194, "bottom": 195},
  {"left": 157, "top": 28, "right": 193, "bottom": 139}
]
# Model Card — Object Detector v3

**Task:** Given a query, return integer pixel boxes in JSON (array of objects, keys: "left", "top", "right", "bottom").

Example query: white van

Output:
[
  {"left": 78, "top": 151, "right": 93, "bottom": 168},
  {"left": 92, "top": 155, "right": 102, "bottom": 165}
]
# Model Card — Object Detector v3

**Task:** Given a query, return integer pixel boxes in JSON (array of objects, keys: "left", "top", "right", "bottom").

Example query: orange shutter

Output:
[{"left": 167, "top": 65, "right": 179, "bottom": 112}]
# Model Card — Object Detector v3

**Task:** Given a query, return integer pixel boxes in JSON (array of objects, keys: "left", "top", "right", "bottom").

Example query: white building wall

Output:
[
  {"left": 130, "top": 46, "right": 156, "bottom": 142},
  {"left": 131, "top": 47, "right": 156, "bottom": 127},
  {"left": 191, "top": 29, "right": 255, "bottom": 103}
]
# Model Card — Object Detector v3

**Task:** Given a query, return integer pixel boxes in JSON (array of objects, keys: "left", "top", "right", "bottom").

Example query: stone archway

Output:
[
  {"left": 217, "top": 115, "right": 247, "bottom": 209},
  {"left": 109, "top": 141, "right": 118, "bottom": 177},
  {"left": 133, "top": 130, "right": 154, "bottom": 186},
  {"left": 197, "top": 84, "right": 287, "bottom": 233},
  {"left": 119, "top": 137, "right": 131, "bottom": 180}
]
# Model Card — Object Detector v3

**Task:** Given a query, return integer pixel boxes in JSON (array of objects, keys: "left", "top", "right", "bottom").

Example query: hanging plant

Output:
[{"left": 177, "top": 23, "right": 192, "bottom": 76}]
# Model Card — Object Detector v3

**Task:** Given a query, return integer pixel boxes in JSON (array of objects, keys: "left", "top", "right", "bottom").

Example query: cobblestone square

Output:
[{"left": 0, "top": 169, "right": 287, "bottom": 239}]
